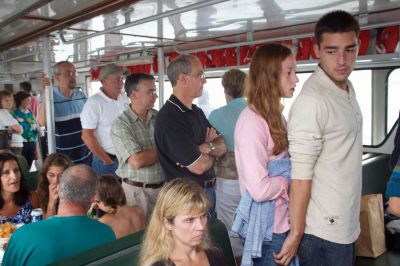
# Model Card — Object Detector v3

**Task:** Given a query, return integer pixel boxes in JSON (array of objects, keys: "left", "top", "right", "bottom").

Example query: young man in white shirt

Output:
[{"left": 275, "top": 10, "right": 363, "bottom": 266}]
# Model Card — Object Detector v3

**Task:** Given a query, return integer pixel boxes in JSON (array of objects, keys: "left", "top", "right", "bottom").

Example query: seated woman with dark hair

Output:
[
  {"left": 37, "top": 153, "right": 72, "bottom": 218},
  {"left": 0, "top": 153, "right": 39, "bottom": 225},
  {"left": 93, "top": 175, "right": 145, "bottom": 238},
  {"left": 139, "top": 178, "right": 227, "bottom": 266}
]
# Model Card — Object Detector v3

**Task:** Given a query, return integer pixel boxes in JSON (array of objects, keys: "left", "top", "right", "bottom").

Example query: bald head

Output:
[{"left": 59, "top": 164, "right": 97, "bottom": 207}]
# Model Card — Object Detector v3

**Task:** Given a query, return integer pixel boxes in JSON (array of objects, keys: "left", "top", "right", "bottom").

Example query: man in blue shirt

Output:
[
  {"left": 39, "top": 61, "right": 91, "bottom": 164},
  {"left": 3, "top": 164, "right": 116, "bottom": 266}
]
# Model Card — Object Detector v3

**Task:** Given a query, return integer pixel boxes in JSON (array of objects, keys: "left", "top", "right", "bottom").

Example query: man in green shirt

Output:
[
  {"left": 3, "top": 164, "right": 116, "bottom": 266},
  {"left": 111, "top": 73, "right": 164, "bottom": 220}
]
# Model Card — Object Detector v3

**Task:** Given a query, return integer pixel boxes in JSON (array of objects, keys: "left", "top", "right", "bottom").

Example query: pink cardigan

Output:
[{"left": 234, "top": 107, "right": 290, "bottom": 233}]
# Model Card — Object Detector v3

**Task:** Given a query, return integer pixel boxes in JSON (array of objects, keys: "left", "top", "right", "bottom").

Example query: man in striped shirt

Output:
[{"left": 39, "top": 61, "right": 91, "bottom": 164}]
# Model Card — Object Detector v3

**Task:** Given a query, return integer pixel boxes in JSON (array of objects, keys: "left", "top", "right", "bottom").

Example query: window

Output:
[
  {"left": 350, "top": 70, "right": 372, "bottom": 145},
  {"left": 156, "top": 78, "right": 225, "bottom": 114},
  {"left": 281, "top": 73, "right": 312, "bottom": 119}
]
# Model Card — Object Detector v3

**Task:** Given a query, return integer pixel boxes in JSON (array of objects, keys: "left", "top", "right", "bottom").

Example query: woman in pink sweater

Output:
[{"left": 234, "top": 43, "right": 298, "bottom": 265}]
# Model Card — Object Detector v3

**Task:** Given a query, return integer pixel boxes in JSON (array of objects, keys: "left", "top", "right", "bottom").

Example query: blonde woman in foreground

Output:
[{"left": 139, "top": 178, "right": 227, "bottom": 266}]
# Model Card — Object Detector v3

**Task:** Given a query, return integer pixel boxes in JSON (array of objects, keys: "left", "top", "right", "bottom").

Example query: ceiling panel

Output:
[
  {"left": 28, "top": 0, "right": 104, "bottom": 20},
  {"left": 0, "top": 0, "right": 40, "bottom": 22},
  {"left": 1, "top": 0, "right": 400, "bottom": 74},
  {"left": 0, "top": 19, "right": 51, "bottom": 43}
]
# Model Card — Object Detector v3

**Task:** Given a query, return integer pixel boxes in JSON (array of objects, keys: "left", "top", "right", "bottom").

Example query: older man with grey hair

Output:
[
  {"left": 81, "top": 63, "right": 129, "bottom": 177},
  {"left": 3, "top": 164, "right": 115, "bottom": 266},
  {"left": 38, "top": 61, "right": 92, "bottom": 165},
  {"left": 154, "top": 54, "right": 226, "bottom": 218}
]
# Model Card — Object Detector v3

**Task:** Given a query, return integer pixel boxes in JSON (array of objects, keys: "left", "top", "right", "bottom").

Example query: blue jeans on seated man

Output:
[
  {"left": 298, "top": 233, "right": 355, "bottom": 266},
  {"left": 92, "top": 155, "right": 119, "bottom": 178},
  {"left": 252, "top": 232, "right": 286, "bottom": 266},
  {"left": 205, "top": 186, "right": 217, "bottom": 219}
]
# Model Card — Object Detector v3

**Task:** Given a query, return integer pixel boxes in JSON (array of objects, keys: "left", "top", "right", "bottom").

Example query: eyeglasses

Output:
[
  {"left": 59, "top": 71, "right": 76, "bottom": 77},
  {"left": 185, "top": 72, "right": 206, "bottom": 79},
  {"left": 148, "top": 89, "right": 158, "bottom": 96}
]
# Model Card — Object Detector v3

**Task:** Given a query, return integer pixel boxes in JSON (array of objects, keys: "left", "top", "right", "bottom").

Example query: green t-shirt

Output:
[{"left": 3, "top": 216, "right": 115, "bottom": 266}]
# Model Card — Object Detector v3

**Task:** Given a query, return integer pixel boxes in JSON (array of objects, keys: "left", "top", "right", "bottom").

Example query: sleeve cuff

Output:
[{"left": 291, "top": 162, "right": 314, "bottom": 180}]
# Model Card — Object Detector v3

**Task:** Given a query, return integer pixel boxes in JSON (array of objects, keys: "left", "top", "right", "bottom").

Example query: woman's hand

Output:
[
  {"left": 48, "top": 183, "right": 59, "bottom": 205},
  {"left": 273, "top": 231, "right": 302, "bottom": 265}
]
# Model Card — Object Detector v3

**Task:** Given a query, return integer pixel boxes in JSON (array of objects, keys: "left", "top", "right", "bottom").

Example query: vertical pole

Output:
[
  {"left": 157, "top": 0, "right": 165, "bottom": 108},
  {"left": 157, "top": 47, "right": 165, "bottom": 108},
  {"left": 42, "top": 37, "right": 56, "bottom": 154}
]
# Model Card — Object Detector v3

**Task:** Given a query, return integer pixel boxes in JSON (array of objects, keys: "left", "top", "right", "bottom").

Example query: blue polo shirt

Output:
[
  {"left": 208, "top": 97, "right": 247, "bottom": 151},
  {"left": 53, "top": 87, "right": 91, "bottom": 164}
]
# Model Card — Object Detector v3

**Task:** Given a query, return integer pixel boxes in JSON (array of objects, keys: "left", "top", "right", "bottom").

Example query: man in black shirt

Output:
[{"left": 155, "top": 54, "right": 226, "bottom": 218}]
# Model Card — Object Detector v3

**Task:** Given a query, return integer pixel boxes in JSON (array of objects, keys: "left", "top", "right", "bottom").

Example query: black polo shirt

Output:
[{"left": 155, "top": 95, "right": 215, "bottom": 183}]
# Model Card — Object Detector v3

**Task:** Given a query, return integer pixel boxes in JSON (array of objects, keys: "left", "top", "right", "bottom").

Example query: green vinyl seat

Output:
[
  {"left": 50, "top": 218, "right": 236, "bottom": 266},
  {"left": 49, "top": 230, "right": 144, "bottom": 266}
]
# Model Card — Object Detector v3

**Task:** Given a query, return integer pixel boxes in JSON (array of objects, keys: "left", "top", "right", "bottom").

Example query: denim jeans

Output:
[
  {"left": 91, "top": 155, "right": 119, "bottom": 178},
  {"left": 298, "top": 233, "right": 355, "bottom": 266},
  {"left": 205, "top": 186, "right": 217, "bottom": 219},
  {"left": 252, "top": 233, "right": 286, "bottom": 266}
]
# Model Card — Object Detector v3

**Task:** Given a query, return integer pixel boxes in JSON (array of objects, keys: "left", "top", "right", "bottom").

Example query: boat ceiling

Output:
[{"left": 0, "top": 0, "right": 400, "bottom": 77}]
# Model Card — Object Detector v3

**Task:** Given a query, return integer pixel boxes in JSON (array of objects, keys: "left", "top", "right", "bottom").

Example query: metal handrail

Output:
[
  {"left": 59, "top": 0, "right": 229, "bottom": 44},
  {"left": 0, "top": 44, "right": 39, "bottom": 63},
  {"left": 173, "top": 20, "right": 400, "bottom": 54}
]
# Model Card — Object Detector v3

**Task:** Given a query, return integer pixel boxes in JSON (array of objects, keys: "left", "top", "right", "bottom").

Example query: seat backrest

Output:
[
  {"left": 51, "top": 219, "right": 236, "bottom": 266},
  {"left": 49, "top": 230, "right": 144, "bottom": 266},
  {"left": 362, "top": 154, "right": 391, "bottom": 198},
  {"left": 23, "top": 170, "right": 39, "bottom": 191},
  {"left": 209, "top": 218, "right": 237, "bottom": 266}
]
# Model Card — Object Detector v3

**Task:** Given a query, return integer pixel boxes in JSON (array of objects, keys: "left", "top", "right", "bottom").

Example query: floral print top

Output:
[
  {"left": 0, "top": 201, "right": 33, "bottom": 225},
  {"left": 12, "top": 109, "right": 38, "bottom": 142}
]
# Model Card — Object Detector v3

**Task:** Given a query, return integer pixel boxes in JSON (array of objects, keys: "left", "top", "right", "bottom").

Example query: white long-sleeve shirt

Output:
[{"left": 288, "top": 66, "right": 363, "bottom": 244}]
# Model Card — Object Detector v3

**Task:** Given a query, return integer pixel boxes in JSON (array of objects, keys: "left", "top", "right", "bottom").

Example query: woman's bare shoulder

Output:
[{"left": 123, "top": 205, "right": 145, "bottom": 227}]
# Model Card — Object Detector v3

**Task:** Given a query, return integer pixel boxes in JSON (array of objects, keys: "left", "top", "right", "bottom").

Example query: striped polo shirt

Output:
[{"left": 53, "top": 87, "right": 91, "bottom": 164}]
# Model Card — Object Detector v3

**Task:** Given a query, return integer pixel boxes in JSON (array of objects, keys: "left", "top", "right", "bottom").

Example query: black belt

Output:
[
  {"left": 106, "top": 152, "right": 117, "bottom": 160},
  {"left": 203, "top": 178, "right": 216, "bottom": 188},
  {"left": 123, "top": 178, "right": 164, "bottom": 189}
]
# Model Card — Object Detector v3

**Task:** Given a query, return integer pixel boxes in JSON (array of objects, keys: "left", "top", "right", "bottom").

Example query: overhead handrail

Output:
[
  {"left": 59, "top": 0, "right": 229, "bottom": 44},
  {"left": 174, "top": 20, "right": 400, "bottom": 54},
  {"left": 0, "top": 44, "right": 39, "bottom": 63}
]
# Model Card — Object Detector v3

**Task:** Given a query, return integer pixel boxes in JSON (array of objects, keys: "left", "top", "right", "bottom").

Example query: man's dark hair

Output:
[
  {"left": 124, "top": 73, "right": 155, "bottom": 97},
  {"left": 19, "top": 81, "right": 32, "bottom": 93},
  {"left": 315, "top": 10, "right": 360, "bottom": 45}
]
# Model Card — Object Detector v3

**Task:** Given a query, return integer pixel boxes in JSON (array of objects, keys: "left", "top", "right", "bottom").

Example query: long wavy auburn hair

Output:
[
  {"left": 139, "top": 178, "right": 212, "bottom": 266},
  {"left": 245, "top": 43, "right": 292, "bottom": 155},
  {"left": 37, "top": 153, "right": 72, "bottom": 213}
]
